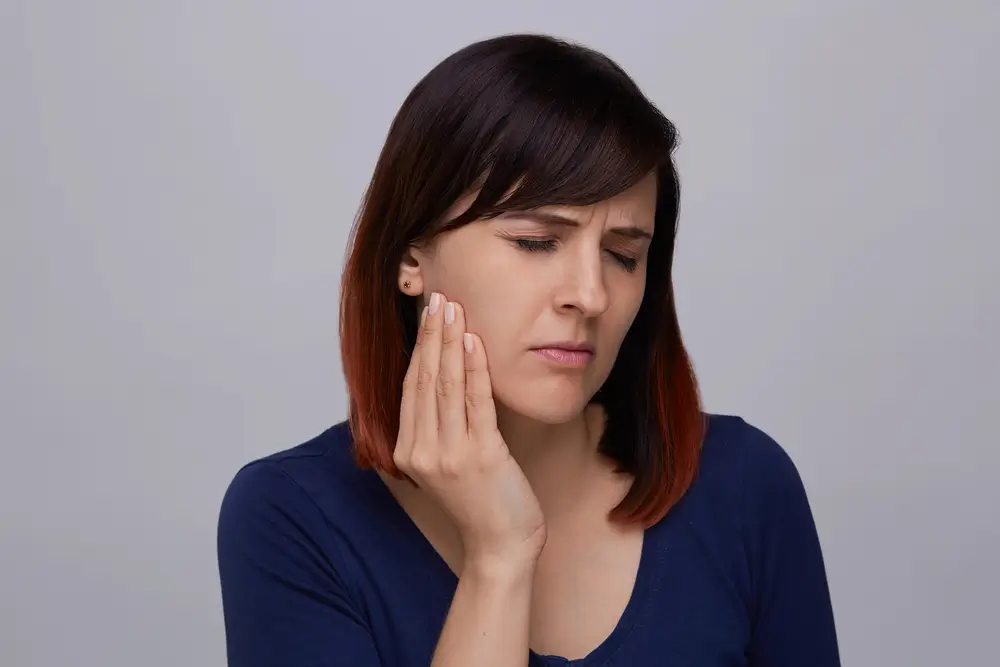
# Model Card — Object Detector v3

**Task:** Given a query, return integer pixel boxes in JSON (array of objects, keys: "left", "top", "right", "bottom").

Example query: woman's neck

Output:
[{"left": 496, "top": 403, "right": 617, "bottom": 521}]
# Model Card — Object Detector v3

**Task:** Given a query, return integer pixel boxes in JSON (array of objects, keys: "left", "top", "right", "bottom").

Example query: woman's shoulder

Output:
[
  {"left": 223, "top": 420, "right": 350, "bottom": 483},
  {"left": 691, "top": 413, "right": 814, "bottom": 522},
  {"left": 218, "top": 421, "right": 378, "bottom": 537},
  {"left": 700, "top": 413, "right": 801, "bottom": 477}
]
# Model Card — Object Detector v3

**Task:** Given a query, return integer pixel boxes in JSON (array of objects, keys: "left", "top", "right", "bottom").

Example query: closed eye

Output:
[
  {"left": 610, "top": 252, "right": 639, "bottom": 273},
  {"left": 513, "top": 238, "right": 639, "bottom": 272},
  {"left": 514, "top": 238, "right": 557, "bottom": 252}
]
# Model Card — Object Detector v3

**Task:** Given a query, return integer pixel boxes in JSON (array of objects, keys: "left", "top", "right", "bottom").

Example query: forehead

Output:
[
  {"left": 541, "top": 172, "right": 657, "bottom": 227},
  {"left": 439, "top": 170, "right": 658, "bottom": 231}
]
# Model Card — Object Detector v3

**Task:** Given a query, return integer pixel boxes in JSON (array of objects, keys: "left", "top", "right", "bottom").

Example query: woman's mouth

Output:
[{"left": 531, "top": 343, "right": 595, "bottom": 367}]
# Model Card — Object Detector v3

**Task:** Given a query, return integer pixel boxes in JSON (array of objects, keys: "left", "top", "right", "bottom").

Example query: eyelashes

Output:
[
  {"left": 512, "top": 238, "right": 639, "bottom": 273},
  {"left": 613, "top": 254, "right": 639, "bottom": 273},
  {"left": 514, "top": 238, "right": 557, "bottom": 252},
  {"left": 609, "top": 252, "right": 639, "bottom": 273}
]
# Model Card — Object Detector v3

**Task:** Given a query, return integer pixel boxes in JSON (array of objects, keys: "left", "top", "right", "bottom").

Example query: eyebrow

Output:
[{"left": 499, "top": 210, "right": 653, "bottom": 240}]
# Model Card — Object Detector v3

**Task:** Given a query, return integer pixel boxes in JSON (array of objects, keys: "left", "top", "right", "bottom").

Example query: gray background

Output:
[{"left": 2, "top": 1, "right": 997, "bottom": 665}]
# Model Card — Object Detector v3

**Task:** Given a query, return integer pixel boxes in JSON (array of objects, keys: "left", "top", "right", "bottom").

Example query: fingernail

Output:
[
  {"left": 421, "top": 306, "right": 428, "bottom": 326},
  {"left": 444, "top": 301, "right": 455, "bottom": 325},
  {"left": 463, "top": 333, "right": 474, "bottom": 353},
  {"left": 429, "top": 292, "right": 442, "bottom": 314}
]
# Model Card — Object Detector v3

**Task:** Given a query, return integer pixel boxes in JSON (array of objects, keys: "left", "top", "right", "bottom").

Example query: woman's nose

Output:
[{"left": 555, "top": 251, "right": 610, "bottom": 317}]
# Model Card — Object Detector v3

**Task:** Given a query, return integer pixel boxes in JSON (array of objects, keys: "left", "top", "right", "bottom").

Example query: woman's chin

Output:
[{"left": 493, "top": 387, "right": 594, "bottom": 425}]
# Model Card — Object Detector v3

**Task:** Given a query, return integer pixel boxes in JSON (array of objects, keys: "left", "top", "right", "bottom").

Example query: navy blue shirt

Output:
[{"left": 217, "top": 414, "right": 839, "bottom": 666}]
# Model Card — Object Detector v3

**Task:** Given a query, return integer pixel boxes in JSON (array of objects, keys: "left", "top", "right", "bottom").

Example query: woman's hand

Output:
[{"left": 394, "top": 292, "right": 547, "bottom": 571}]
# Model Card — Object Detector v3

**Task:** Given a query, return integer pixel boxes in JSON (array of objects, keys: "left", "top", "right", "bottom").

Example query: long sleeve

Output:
[
  {"left": 743, "top": 425, "right": 840, "bottom": 666},
  {"left": 217, "top": 460, "right": 383, "bottom": 667}
]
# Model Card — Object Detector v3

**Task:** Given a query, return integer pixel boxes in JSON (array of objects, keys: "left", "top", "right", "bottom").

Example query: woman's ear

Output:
[{"left": 397, "top": 247, "right": 424, "bottom": 297}]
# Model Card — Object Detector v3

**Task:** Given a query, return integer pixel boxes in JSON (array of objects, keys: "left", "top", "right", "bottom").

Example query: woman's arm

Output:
[
  {"left": 401, "top": 296, "right": 545, "bottom": 666},
  {"left": 431, "top": 557, "right": 536, "bottom": 667},
  {"left": 742, "top": 424, "right": 841, "bottom": 666},
  {"left": 217, "top": 461, "right": 383, "bottom": 667}
]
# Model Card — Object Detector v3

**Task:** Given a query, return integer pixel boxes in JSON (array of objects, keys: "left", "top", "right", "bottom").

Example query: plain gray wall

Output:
[{"left": 2, "top": 1, "right": 997, "bottom": 665}]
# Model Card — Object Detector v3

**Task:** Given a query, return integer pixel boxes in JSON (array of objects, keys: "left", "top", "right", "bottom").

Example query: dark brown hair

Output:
[{"left": 340, "top": 34, "right": 704, "bottom": 527}]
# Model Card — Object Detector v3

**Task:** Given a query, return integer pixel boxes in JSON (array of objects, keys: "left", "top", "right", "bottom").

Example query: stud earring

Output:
[{"left": 403, "top": 281, "right": 411, "bottom": 289}]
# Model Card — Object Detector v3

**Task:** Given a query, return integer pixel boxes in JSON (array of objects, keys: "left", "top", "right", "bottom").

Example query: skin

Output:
[
  {"left": 401, "top": 172, "right": 655, "bottom": 473},
  {"left": 385, "top": 172, "right": 658, "bottom": 662}
]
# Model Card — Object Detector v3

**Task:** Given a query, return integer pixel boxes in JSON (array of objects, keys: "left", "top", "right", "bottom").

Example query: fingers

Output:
[
  {"left": 413, "top": 292, "right": 443, "bottom": 446},
  {"left": 394, "top": 305, "right": 425, "bottom": 465},
  {"left": 438, "top": 298, "right": 468, "bottom": 442},
  {"left": 463, "top": 332, "right": 499, "bottom": 439},
  {"left": 399, "top": 292, "right": 495, "bottom": 472}
]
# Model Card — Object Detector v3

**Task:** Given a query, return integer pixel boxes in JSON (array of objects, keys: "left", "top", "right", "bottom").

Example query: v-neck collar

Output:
[{"left": 367, "top": 468, "right": 665, "bottom": 667}]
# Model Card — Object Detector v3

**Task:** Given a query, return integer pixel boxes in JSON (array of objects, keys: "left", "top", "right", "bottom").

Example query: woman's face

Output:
[{"left": 400, "top": 173, "right": 657, "bottom": 424}]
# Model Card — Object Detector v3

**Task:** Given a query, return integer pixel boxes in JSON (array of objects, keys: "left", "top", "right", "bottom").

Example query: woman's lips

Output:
[{"left": 532, "top": 347, "right": 595, "bottom": 367}]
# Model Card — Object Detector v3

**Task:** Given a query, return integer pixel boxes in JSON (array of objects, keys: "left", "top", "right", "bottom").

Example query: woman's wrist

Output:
[{"left": 461, "top": 549, "right": 539, "bottom": 586}]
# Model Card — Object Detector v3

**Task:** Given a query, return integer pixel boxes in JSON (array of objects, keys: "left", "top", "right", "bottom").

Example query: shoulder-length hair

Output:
[{"left": 340, "top": 34, "right": 704, "bottom": 528}]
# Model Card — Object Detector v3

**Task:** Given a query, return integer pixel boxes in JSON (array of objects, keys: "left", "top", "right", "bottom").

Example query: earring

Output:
[{"left": 402, "top": 281, "right": 411, "bottom": 289}]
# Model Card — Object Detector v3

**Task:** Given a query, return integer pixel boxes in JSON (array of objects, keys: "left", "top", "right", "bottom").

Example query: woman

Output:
[{"left": 217, "top": 33, "right": 840, "bottom": 666}]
